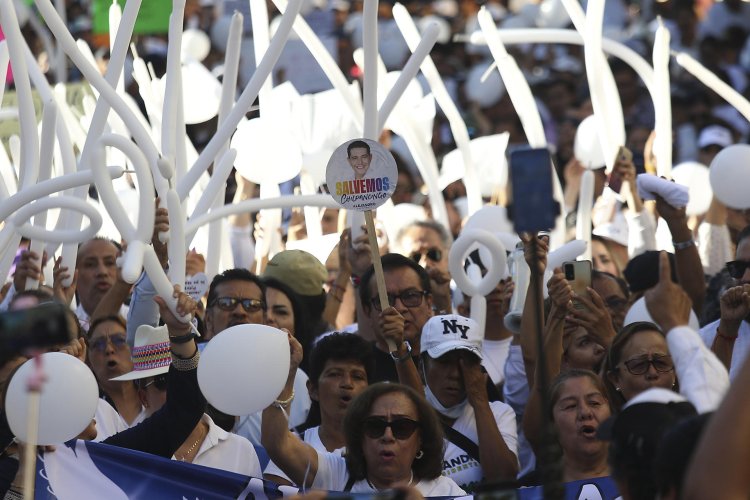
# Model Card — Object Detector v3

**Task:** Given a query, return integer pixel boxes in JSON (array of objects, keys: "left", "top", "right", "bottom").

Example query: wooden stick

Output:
[
  {"left": 22, "top": 390, "right": 40, "bottom": 500},
  {"left": 364, "top": 210, "right": 397, "bottom": 352}
]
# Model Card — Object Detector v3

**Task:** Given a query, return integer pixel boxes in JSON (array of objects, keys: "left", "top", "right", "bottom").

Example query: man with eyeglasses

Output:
[
  {"left": 700, "top": 224, "right": 750, "bottom": 379},
  {"left": 395, "top": 220, "right": 453, "bottom": 314}
]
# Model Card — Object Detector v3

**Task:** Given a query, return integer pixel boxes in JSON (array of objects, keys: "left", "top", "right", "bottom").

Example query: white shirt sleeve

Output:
[
  {"left": 311, "top": 450, "right": 349, "bottom": 491},
  {"left": 667, "top": 325, "right": 729, "bottom": 413},
  {"left": 697, "top": 222, "right": 733, "bottom": 276}
]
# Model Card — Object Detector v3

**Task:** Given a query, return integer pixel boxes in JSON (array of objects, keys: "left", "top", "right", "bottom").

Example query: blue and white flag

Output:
[{"left": 36, "top": 440, "right": 290, "bottom": 500}]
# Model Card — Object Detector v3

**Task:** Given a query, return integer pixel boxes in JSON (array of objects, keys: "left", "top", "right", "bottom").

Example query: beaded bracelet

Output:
[
  {"left": 272, "top": 390, "right": 295, "bottom": 409},
  {"left": 170, "top": 348, "right": 200, "bottom": 371}
]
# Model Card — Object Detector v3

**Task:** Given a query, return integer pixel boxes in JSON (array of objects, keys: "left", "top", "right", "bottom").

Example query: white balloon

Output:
[
  {"left": 182, "top": 29, "right": 211, "bottom": 62},
  {"left": 672, "top": 162, "right": 712, "bottom": 216},
  {"left": 709, "top": 144, "right": 750, "bottom": 209},
  {"left": 439, "top": 133, "right": 509, "bottom": 196},
  {"left": 465, "top": 62, "right": 505, "bottom": 108},
  {"left": 624, "top": 296, "right": 700, "bottom": 331},
  {"left": 536, "top": 0, "right": 570, "bottom": 28},
  {"left": 198, "top": 324, "right": 291, "bottom": 416},
  {"left": 174, "top": 61, "right": 222, "bottom": 124},
  {"left": 574, "top": 115, "right": 606, "bottom": 169},
  {"left": 418, "top": 16, "right": 451, "bottom": 44},
  {"left": 5, "top": 353, "right": 99, "bottom": 445},
  {"left": 449, "top": 228, "right": 507, "bottom": 297},
  {"left": 231, "top": 118, "right": 303, "bottom": 184}
]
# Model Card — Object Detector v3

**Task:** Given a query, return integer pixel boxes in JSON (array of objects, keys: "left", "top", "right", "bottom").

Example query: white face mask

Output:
[{"left": 422, "top": 363, "right": 468, "bottom": 419}]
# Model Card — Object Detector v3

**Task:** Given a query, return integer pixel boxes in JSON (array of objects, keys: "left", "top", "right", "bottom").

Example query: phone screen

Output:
[{"left": 509, "top": 147, "right": 559, "bottom": 234}]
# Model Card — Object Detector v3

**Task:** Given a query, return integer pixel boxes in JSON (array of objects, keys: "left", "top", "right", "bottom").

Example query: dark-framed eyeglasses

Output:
[
  {"left": 209, "top": 296, "right": 266, "bottom": 313},
  {"left": 410, "top": 248, "right": 443, "bottom": 263},
  {"left": 142, "top": 374, "right": 168, "bottom": 391},
  {"left": 370, "top": 290, "right": 429, "bottom": 311},
  {"left": 727, "top": 260, "right": 750, "bottom": 280},
  {"left": 622, "top": 354, "right": 674, "bottom": 375},
  {"left": 89, "top": 334, "right": 128, "bottom": 353},
  {"left": 363, "top": 417, "right": 421, "bottom": 440}
]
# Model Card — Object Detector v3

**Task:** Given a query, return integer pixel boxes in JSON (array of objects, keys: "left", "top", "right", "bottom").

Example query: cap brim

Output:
[
  {"left": 426, "top": 342, "right": 482, "bottom": 360},
  {"left": 110, "top": 365, "right": 169, "bottom": 381}
]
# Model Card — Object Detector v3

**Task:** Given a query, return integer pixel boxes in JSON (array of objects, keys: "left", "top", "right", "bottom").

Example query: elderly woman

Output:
[
  {"left": 419, "top": 315, "right": 518, "bottom": 492},
  {"left": 262, "top": 335, "right": 465, "bottom": 495},
  {"left": 549, "top": 370, "right": 612, "bottom": 482}
]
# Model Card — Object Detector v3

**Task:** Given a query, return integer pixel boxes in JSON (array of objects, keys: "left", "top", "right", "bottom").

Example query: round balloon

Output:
[
  {"left": 709, "top": 144, "right": 750, "bottom": 209},
  {"left": 182, "top": 29, "right": 211, "bottom": 62},
  {"left": 325, "top": 138, "right": 398, "bottom": 212},
  {"left": 672, "top": 161, "right": 712, "bottom": 216},
  {"left": 624, "top": 296, "right": 700, "bottom": 331},
  {"left": 574, "top": 115, "right": 606, "bottom": 169},
  {"left": 5, "top": 353, "right": 99, "bottom": 445},
  {"left": 171, "top": 61, "right": 222, "bottom": 125},
  {"left": 197, "top": 324, "right": 290, "bottom": 416},
  {"left": 231, "top": 117, "right": 303, "bottom": 184},
  {"left": 465, "top": 62, "right": 505, "bottom": 108}
]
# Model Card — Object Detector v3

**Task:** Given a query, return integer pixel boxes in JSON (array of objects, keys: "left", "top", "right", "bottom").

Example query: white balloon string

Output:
[{"left": 176, "top": 0, "right": 304, "bottom": 200}]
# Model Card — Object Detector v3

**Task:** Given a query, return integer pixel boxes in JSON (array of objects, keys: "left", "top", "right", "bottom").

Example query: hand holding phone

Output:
[
  {"left": 563, "top": 260, "right": 592, "bottom": 311},
  {"left": 607, "top": 146, "right": 633, "bottom": 193}
]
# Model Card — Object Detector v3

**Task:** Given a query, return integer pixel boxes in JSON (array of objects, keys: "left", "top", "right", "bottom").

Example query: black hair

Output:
[
  {"left": 653, "top": 412, "right": 712, "bottom": 499},
  {"left": 592, "top": 270, "right": 630, "bottom": 299},
  {"left": 344, "top": 383, "right": 444, "bottom": 481},
  {"left": 359, "top": 253, "right": 432, "bottom": 312},
  {"left": 88, "top": 315, "right": 127, "bottom": 339},
  {"left": 8, "top": 288, "right": 54, "bottom": 309},
  {"left": 206, "top": 268, "right": 267, "bottom": 308},
  {"left": 396, "top": 220, "right": 453, "bottom": 249},
  {"left": 347, "top": 140, "right": 370, "bottom": 157},
  {"left": 308, "top": 333, "right": 375, "bottom": 387}
]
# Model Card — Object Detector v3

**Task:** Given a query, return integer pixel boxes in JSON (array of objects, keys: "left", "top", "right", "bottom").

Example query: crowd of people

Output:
[{"left": 1, "top": 0, "right": 750, "bottom": 498}]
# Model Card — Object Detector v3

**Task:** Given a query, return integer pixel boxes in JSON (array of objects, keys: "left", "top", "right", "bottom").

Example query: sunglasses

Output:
[
  {"left": 726, "top": 260, "right": 750, "bottom": 280},
  {"left": 363, "top": 417, "right": 421, "bottom": 440},
  {"left": 622, "top": 354, "right": 674, "bottom": 375},
  {"left": 89, "top": 334, "right": 128, "bottom": 353},
  {"left": 142, "top": 374, "right": 168, "bottom": 391},
  {"left": 410, "top": 248, "right": 443, "bottom": 263},
  {"left": 370, "top": 290, "right": 428, "bottom": 312},
  {"left": 209, "top": 297, "right": 266, "bottom": 313}
]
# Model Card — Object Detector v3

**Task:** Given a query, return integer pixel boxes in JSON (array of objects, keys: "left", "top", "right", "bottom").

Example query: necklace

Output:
[
  {"left": 176, "top": 424, "right": 206, "bottom": 462},
  {"left": 366, "top": 471, "right": 414, "bottom": 490}
]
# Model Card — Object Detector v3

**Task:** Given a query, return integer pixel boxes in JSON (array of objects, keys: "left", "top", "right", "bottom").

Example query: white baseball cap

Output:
[
  {"left": 420, "top": 314, "right": 483, "bottom": 360},
  {"left": 697, "top": 125, "right": 733, "bottom": 149}
]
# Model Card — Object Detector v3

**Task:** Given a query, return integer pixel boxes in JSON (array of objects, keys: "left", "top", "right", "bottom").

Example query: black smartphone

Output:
[
  {"left": 0, "top": 302, "right": 73, "bottom": 355},
  {"left": 508, "top": 147, "right": 560, "bottom": 234}
]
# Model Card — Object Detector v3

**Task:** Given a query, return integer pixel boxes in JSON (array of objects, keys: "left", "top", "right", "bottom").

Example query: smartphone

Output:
[
  {"left": 0, "top": 302, "right": 73, "bottom": 355},
  {"left": 508, "top": 147, "right": 560, "bottom": 234},
  {"left": 563, "top": 260, "right": 592, "bottom": 310},
  {"left": 607, "top": 146, "right": 633, "bottom": 193}
]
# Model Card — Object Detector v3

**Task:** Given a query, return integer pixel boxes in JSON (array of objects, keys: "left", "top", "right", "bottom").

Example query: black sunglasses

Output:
[
  {"left": 363, "top": 417, "right": 421, "bottom": 440},
  {"left": 410, "top": 248, "right": 443, "bottom": 263},
  {"left": 370, "top": 290, "right": 428, "bottom": 312},
  {"left": 727, "top": 260, "right": 750, "bottom": 280},
  {"left": 209, "top": 296, "right": 266, "bottom": 313},
  {"left": 89, "top": 334, "right": 128, "bottom": 353},
  {"left": 622, "top": 354, "right": 674, "bottom": 375},
  {"left": 143, "top": 374, "right": 168, "bottom": 391}
]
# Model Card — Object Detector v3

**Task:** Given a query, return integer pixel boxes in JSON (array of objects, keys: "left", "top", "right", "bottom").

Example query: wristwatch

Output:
[{"left": 390, "top": 341, "right": 412, "bottom": 362}]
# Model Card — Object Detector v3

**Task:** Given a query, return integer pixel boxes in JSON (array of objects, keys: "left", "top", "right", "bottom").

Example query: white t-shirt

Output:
[
  {"left": 312, "top": 450, "right": 466, "bottom": 496},
  {"left": 234, "top": 368, "right": 312, "bottom": 446},
  {"left": 441, "top": 401, "right": 518, "bottom": 493},
  {"left": 481, "top": 338, "right": 512, "bottom": 386},
  {"left": 92, "top": 399, "right": 128, "bottom": 442},
  {"left": 188, "top": 414, "right": 262, "bottom": 477},
  {"left": 264, "top": 426, "right": 345, "bottom": 484},
  {"left": 699, "top": 320, "right": 750, "bottom": 382}
]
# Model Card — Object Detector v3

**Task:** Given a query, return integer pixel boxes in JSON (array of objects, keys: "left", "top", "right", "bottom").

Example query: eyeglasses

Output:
[
  {"left": 410, "top": 248, "right": 443, "bottom": 263},
  {"left": 142, "top": 374, "right": 168, "bottom": 391},
  {"left": 622, "top": 354, "right": 674, "bottom": 375},
  {"left": 363, "top": 417, "right": 421, "bottom": 440},
  {"left": 370, "top": 290, "right": 429, "bottom": 311},
  {"left": 209, "top": 297, "right": 266, "bottom": 313},
  {"left": 89, "top": 334, "right": 128, "bottom": 353},
  {"left": 727, "top": 260, "right": 750, "bottom": 280}
]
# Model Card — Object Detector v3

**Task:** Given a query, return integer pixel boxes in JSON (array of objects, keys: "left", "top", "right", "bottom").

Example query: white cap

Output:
[
  {"left": 420, "top": 314, "right": 482, "bottom": 360},
  {"left": 623, "top": 387, "right": 687, "bottom": 410},
  {"left": 697, "top": 125, "right": 733, "bottom": 149}
]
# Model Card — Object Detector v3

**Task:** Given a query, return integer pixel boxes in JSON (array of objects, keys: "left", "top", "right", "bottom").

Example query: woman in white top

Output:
[{"left": 262, "top": 335, "right": 465, "bottom": 496}]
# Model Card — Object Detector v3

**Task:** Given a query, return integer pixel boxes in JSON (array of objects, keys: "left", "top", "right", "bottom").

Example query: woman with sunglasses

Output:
[
  {"left": 87, "top": 315, "right": 145, "bottom": 426},
  {"left": 262, "top": 335, "right": 465, "bottom": 495}
]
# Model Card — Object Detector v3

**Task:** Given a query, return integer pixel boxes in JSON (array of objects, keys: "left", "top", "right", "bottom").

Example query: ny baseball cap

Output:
[{"left": 420, "top": 314, "right": 482, "bottom": 360}]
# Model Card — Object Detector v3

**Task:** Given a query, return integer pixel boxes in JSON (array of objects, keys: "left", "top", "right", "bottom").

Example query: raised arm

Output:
[
  {"left": 519, "top": 233, "right": 549, "bottom": 387},
  {"left": 261, "top": 334, "right": 319, "bottom": 488},
  {"left": 710, "top": 285, "right": 750, "bottom": 371}
]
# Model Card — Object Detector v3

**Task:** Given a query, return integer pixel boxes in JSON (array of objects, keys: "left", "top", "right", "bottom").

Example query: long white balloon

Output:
[
  {"left": 448, "top": 228, "right": 507, "bottom": 297},
  {"left": 653, "top": 19, "right": 672, "bottom": 178},
  {"left": 392, "top": 4, "right": 482, "bottom": 216},
  {"left": 10, "top": 196, "right": 103, "bottom": 244},
  {"left": 674, "top": 52, "right": 750, "bottom": 123},
  {"left": 0, "top": 42, "right": 8, "bottom": 106},
  {"left": 376, "top": 23, "right": 439, "bottom": 134},
  {"left": 175, "top": 0, "right": 304, "bottom": 200},
  {"left": 362, "top": 0, "right": 379, "bottom": 140},
  {"left": 187, "top": 149, "right": 237, "bottom": 245},
  {"left": 576, "top": 169, "right": 594, "bottom": 261}
]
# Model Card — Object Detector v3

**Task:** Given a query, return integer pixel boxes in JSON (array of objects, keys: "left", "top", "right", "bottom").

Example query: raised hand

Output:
[
  {"left": 645, "top": 251, "right": 692, "bottom": 333},
  {"left": 53, "top": 256, "right": 78, "bottom": 306}
]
